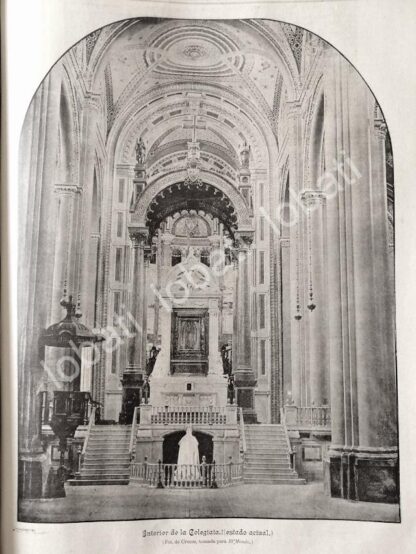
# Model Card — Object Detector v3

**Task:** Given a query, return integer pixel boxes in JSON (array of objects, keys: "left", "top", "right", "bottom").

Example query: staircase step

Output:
[
  {"left": 84, "top": 455, "right": 131, "bottom": 461},
  {"left": 82, "top": 458, "right": 130, "bottom": 468},
  {"left": 245, "top": 448, "right": 288, "bottom": 452},
  {"left": 83, "top": 443, "right": 129, "bottom": 452},
  {"left": 68, "top": 478, "right": 130, "bottom": 486},
  {"left": 242, "top": 424, "right": 303, "bottom": 486},
  {"left": 245, "top": 461, "right": 289, "bottom": 469},
  {"left": 80, "top": 469, "right": 130, "bottom": 479},
  {"left": 243, "top": 477, "right": 306, "bottom": 485}
]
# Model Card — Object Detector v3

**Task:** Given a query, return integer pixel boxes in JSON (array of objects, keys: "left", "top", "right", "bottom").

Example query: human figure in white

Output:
[{"left": 176, "top": 425, "right": 200, "bottom": 481}]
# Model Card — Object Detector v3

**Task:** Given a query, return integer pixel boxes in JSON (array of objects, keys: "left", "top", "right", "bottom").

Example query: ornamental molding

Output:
[
  {"left": 300, "top": 189, "right": 326, "bottom": 204},
  {"left": 131, "top": 169, "right": 252, "bottom": 229},
  {"left": 112, "top": 82, "right": 274, "bottom": 166},
  {"left": 374, "top": 119, "right": 388, "bottom": 140},
  {"left": 54, "top": 183, "right": 83, "bottom": 194},
  {"left": 118, "top": 97, "right": 267, "bottom": 168}
]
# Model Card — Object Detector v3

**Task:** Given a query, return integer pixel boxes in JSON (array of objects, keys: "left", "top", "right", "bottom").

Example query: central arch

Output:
[
  {"left": 146, "top": 181, "right": 238, "bottom": 238},
  {"left": 131, "top": 169, "right": 253, "bottom": 239}
]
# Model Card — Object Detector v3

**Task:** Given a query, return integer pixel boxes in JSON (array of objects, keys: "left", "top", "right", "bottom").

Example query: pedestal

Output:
[{"left": 325, "top": 447, "right": 398, "bottom": 503}]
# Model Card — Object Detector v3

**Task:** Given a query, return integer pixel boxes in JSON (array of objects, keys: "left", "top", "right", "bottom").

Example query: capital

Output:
[
  {"left": 234, "top": 230, "right": 254, "bottom": 250},
  {"left": 128, "top": 225, "right": 149, "bottom": 247},
  {"left": 285, "top": 100, "right": 302, "bottom": 119},
  {"left": 300, "top": 189, "right": 326, "bottom": 206},
  {"left": 374, "top": 119, "right": 388, "bottom": 140}
]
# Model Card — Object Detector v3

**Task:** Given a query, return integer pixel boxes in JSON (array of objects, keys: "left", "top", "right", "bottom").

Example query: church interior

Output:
[{"left": 18, "top": 18, "right": 398, "bottom": 520}]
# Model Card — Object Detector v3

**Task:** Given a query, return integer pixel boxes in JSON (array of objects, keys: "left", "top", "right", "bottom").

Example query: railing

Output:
[
  {"left": 299, "top": 406, "right": 330, "bottom": 426},
  {"left": 78, "top": 406, "right": 96, "bottom": 474},
  {"left": 129, "top": 406, "right": 139, "bottom": 461},
  {"left": 239, "top": 407, "right": 246, "bottom": 457},
  {"left": 148, "top": 406, "right": 228, "bottom": 425},
  {"left": 280, "top": 408, "right": 295, "bottom": 469},
  {"left": 131, "top": 460, "right": 243, "bottom": 488},
  {"left": 284, "top": 405, "right": 331, "bottom": 428}
]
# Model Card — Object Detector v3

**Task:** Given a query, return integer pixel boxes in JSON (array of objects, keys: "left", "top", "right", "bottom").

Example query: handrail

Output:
[
  {"left": 239, "top": 407, "right": 246, "bottom": 455},
  {"left": 81, "top": 405, "right": 96, "bottom": 458},
  {"left": 129, "top": 406, "right": 139, "bottom": 461},
  {"left": 280, "top": 408, "right": 293, "bottom": 453}
]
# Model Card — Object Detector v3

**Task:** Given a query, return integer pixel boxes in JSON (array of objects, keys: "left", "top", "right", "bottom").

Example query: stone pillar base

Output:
[
  {"left": 119, "top": 370, "right": 144, "bottom": 424},
  {"left": 18, "top": 456, "right": 44, "bottom": 499},
  {"left": 235, "top": 369, "right": 257, "bottom": 423},
  {"left": 324, "top": 447, "right": 399, "bottom": 504}
]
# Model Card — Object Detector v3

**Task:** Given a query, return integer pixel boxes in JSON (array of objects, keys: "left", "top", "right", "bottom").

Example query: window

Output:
[
  {"left": 118, "top": 178, "right": 125, "bottom": 203},
  {"left": 172, "top": 249, "right": 182, "bottom": 266},
  {"left": 260, "top": 339, "right": 266, "bottom": 375},
  {"left": 113, "top": 291, "right": 120, "bottom": 325},
  {"left": 251, "top": 292, "right": 257, "bottom": 330},
  {"left": 260, "top": 215, "right": 265, "bottom": 241},
  {"left": 116, "top": 212, "right": 123, "bottom": 237},
  {"left": 115, "top": 248, "right": 123, "bottom": 281},
  {"left": 259, "top": 182, "right": 264, "bottom": 207},
  {"left": 111, "top": 339, "right": 118, "bottom": 374},
  {"left": 259, "top": 294, "right": 266, "bottom": 329},
  {"left": 200, "top": 250, "right": 210, "bottom": 267},
  {"left": 259, "top": 251, "right": 265, "bottom": 285}
]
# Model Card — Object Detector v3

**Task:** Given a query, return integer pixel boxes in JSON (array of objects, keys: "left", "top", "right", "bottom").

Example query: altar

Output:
[
  {"left": 149, "top": 250, "right": 228, "bottom": 408},
  {"left": 134, "top": 251, "right": 239, "bottom": 467}
]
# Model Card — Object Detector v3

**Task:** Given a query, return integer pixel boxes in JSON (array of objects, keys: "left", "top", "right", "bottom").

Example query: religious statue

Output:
[
  {"left": 178, "top": 318, "right": 201, "bottom": 352},
  {"left": 175, "top": 425, "right": 200, "bottom": 481},
  {"left": 227, "top": 374, "right": 235, "bottom": 405},
  {"left": 135, "top": 137, "right": 146, "bottom": 165},
  {"left": 240, "top": 141, "right": 250, "bottom": 169},
  {"left": 146, "top": 345, "right": 160, "bottom": 375}
]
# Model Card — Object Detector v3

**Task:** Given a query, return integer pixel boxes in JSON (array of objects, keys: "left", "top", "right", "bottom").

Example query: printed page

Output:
[{"left": 2, "top": 0, "right": 416, "bottom": 553}]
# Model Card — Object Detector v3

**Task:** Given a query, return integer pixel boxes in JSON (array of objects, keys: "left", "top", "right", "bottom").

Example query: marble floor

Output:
[{"left": 19, "top": 483, "right": 400, "bottom": 523}]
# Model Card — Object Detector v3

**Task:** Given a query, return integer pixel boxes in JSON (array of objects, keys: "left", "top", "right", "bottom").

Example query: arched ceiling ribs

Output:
[
  {"left": 244, "top": 20, "right": 301, "bottom": 98},
  {"left": 112, "top": 84, "right": 273, "bottom": 168},
  {"left": 148, "top": 145, "right": 238, "bottom": 183},
  {"left": 147, "top": 140, "right": 238, "bottom": 173},
  {"left": 86, "top": 19, "right": 139, "bottom": 85}
]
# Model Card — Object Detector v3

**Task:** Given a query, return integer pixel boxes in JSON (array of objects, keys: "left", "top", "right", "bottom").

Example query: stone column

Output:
[
  {"left": 78, "top": 94, "right": 101, "bottom": 328},
  {"left": 43, "top": 184, "right": 83, "bottom": 391},
  {"left": 233, "top": 231, "right": 257, "bottom": 423},
  {"left": 231, "top": 255, "right": 239, "bottom": 375},
  {"left": 19, "top": 64, "right": 62, "bottom": 498},
  {"left": 208, "top": 299, "right": 222, "bottom": 375},
  {"left": 126, "top": 228, "right": 148, "bottom": 373},
  {"left": 323, "top": 50, "right": 398, "bottom": 503},
  {"left": 152, "top": 230, "right": 162, "bottom": 345},
  {"left": 80, "top": 346, "right": 93, "bottom": 392},
  {"left": 301, "top": 190, "right": 329, "bottom": 406},
  {"left": 142, "top": 250, "right": 151, "bottom": 368},
  {"left": 286, "top": 101, "right": 305, "bottom": 408},
  {"left": 120, "top": 227, "right": 149, "bottom": 421}
]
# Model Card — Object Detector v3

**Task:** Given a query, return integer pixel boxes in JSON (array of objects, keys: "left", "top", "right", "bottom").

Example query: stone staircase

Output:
[
  {"left": 243, "top": 424, "right": 305, "bottom": 485},
  {"left": 70, "top": 425, "right": 131, "bottom": 486}
]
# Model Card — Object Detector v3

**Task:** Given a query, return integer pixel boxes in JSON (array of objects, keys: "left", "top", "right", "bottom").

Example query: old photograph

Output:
[{"left": 17, "top": 17, "right": 399, "bottom": 523}]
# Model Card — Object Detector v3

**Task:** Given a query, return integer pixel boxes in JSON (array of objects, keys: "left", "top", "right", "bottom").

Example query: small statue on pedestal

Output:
[
  {"left": 135, "top": 137, "right": 146, "bottom": 165},
  {"left": 227, "top": 374, "right": 235, "bottom": 405}
]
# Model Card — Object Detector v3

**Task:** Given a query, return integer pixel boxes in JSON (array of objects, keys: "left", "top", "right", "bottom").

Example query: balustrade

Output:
[
  {"left": 145, "top": 405, "right": 229, "bottom": 425},
  {"left": 131, "top": 459, "right": 242, "bottom": 488},
  {"left": 284, "top": 405, "right": 331, "bottom": 428}
]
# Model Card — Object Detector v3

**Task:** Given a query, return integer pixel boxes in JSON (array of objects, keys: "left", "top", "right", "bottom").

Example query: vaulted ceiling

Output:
[{"left": 83, "top": 19, "right": 303, "bottom": 176}]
